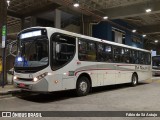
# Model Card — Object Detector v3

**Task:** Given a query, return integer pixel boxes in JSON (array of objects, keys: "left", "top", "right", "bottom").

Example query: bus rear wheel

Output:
[
  {"left": 76, "top": 76, "right": 90, "bottom": 96},
  {"left": 131, "top": 73, "right": 138, "bottom": 86}
]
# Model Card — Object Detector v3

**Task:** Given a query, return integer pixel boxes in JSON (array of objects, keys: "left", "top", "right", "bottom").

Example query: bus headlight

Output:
[
  {"left": 33, "top": 72, "right": 48, "bottom": 82},
  {"left": 33, "top": 77, "right": 38, "bottom": 82}
]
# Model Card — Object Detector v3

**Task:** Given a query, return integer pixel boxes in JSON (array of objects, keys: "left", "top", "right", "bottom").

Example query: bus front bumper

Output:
[{"left": 13, "top": 78, "right": 49, "bottom": 92}]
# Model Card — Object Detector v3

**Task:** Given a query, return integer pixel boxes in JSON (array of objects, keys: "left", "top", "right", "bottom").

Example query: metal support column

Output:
[
  {"left": 54, "top": 9, "right": 61, "bottom": 29},
  {"left": 30, "top": 16, "right": 37, "bottom": 27},
  {"left": 21, "top": 17, "right": 25, "bottom": 30},
  {"left": 0, "top": 0, "right": 7, "bottom": 87}
]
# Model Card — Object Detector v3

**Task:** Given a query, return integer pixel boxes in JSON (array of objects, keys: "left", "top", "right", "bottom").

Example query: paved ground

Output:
[
  {"left": 0, "top": 84, "right": 20, "bottom": 95},
  {"left": 1, "top": 79, "right": 160, "bottom": 120}
]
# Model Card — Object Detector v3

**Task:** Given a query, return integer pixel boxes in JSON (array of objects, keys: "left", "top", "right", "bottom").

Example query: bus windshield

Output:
[{"left": 15, "top": 37, "right": 49, "bottom": 69}]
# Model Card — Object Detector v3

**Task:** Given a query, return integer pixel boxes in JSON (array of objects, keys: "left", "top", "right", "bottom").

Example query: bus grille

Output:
[{"left": 18, "top": 78, "right": 33, "bottom": 81}]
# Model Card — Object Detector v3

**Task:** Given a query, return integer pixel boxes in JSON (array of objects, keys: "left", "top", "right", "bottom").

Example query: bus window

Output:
[
  {"left": 123, "top": 48, "right": 131, "bottom": 63},
  {"left": 144, "top": 53, "right": 151, "bottom": 65},
  {"left": 152, "top": 56, "right": 160, "bottom": 67},
  {"left": 132, "top": 50, "right": 139, "bottom": 64},
  {"left": 79, "top": 39, "right": 96, "bottom": 61},
  {"left": 51, "top": 34, "right": 76, "bottom": 70},
  {"left": 97, "top": 43, "right": 105, "bottom": 62},
  {"left": 97, "top": 43, "right": 112, "bottom": 62},
  {"left": 78, "top": 40, "right": 87, "bottom": 60},
  {"left": 113, "top": 47, "right": 122, "bottom": 63},
  {"left": 139, "top": 51, "right": 145, "bottom": 64},
  {"left": 104, "top": 44, "right": 112, "bottom": 62}
]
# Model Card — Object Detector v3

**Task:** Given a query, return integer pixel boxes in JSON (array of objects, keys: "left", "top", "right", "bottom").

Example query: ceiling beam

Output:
[
  {"left": 101, "top": 1, "right": 160, "bottom": 19},
  {"left": 22, "top": 3, "right": 61, "bottom": 17},
  {"left": 7, "top": 10, "right": 23, "bottom": 18},
  {"left": 139, "top": 24, "right": 160, "bottom": 34}
]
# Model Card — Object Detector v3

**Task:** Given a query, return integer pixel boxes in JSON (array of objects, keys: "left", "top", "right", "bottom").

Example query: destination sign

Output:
[{"left": 20, "top": 30, "right": 42, "bottom": 39}]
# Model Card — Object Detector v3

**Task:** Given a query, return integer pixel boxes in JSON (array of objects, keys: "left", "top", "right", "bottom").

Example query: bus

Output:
[
  {"left": 152, "top": 56, "right": 160, "bottom": 76},
  {"left": 13, "top": 27, "right": 152, "bottom": 96}
]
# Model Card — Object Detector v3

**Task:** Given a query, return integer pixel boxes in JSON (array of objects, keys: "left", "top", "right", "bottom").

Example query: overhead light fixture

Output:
[
  {"left": 103, "top": 16, "right": 108, "bottom": 20},
  {"left": 7, "top": 0, "right": 10, "bottom": 6},
  {"left": 146, "top": 8, "right": 152, "bottom": 13},
  {"left": 73, "top": 3, "right": 79, "bottom": 7},
  {"left": 73, "top": 1, "right": 79, "bottom": 7},
  {"left": 142, "top": 34, "right": 146, "bottom": 37},
  {"left": 132, "top": 29, "right": 136, "bottom": 33},
  {"left": 155, "top": 40, "right": 158, "bottom": 43}
]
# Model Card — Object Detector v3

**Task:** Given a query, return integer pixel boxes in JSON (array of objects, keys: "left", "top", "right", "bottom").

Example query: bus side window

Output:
[
  {"left": 147, "top": 53, "right": 151, "bottom": 65},
  {"left": 139, "top": 51, "right": 145, "bottom": 64},
  {"left": 104, "top": 45, "right": 112, "bottom": 62},
  {"left": 123, "top": 48, "right": 131, "bottom": 63},
  {"left": 113, "top": 47, "right": 121, "bottom": 63},
  {"left": 51, "top": 34, "right": 76, "bottom": 70},
  {"left": 97, "top": 43, "right": 105, "bottom": 62},
  {"left": 121, "top": 48, "right": 125, "bottom": 63},
  {"left": 144, "top": 53, "right": 151, "bottom": 65},
  {"left": 86, "top": 41, "right": 96, "bottom": 61},
  {"left": 78, "top": 40, "right": 87, "bottom": 61},
  {"left": 132, "top": 50, "right": 138, "bottom": 64},
  {"left": 78, "top": 39, "right": 96, "bottom": 61}
]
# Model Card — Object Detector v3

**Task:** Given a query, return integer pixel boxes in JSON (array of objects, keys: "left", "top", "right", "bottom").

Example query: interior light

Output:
[
  {"left": 73, "top": 3, "right": 79, "bottom": 7},
  {"left": 146, "top": 8, "right": 152, "bottom": 13},
  {"left": 155, "top": 40, "right": 158, "bottom": 43},
  {"left": 142, "top": 34, "right": 146, "bottom": 37},
  {"left": 132, "top": 29, "right": 136, "bottom": 33},
  {"left": 7, "top": 0, "right": 10, "bottom": 6},
  {"left": 103, "top": 16, "right": 108, "bottom": 20}
]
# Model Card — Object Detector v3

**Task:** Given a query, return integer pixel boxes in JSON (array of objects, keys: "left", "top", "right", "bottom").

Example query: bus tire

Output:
[
  {"left": 131, "top": 73, "right": 138, "bottom": 87},
  {"left": 76, "top": 76, "right": 90, "bottom": 96}
]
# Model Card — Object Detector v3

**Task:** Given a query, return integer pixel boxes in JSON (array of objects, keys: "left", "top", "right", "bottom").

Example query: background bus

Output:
[
  {"left": 13, "top": 27, "right": 152, "bottom": 96},
  {"left": 152, "top": 56, "right": 160, "bottom": 76}
]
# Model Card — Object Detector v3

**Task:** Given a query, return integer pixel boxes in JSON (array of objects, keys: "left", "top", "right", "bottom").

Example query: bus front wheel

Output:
[
  {"left": 76, "top": 76, "right": 90, "bottom": 96},
  {"left": 131, "top": 73, "right": 138, "bottom": 86}
]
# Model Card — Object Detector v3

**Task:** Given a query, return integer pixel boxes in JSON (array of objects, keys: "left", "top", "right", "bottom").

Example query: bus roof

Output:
[{"left": 20, "top": 27, "right": 151, "bottom": 53}]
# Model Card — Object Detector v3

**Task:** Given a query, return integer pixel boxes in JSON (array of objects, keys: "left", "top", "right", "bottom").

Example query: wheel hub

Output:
[
  {"left": 133, "top": 76, "right": 137, "bottom": 84},
  {"left": 79, "top": 81, "right": 87, "bottom": 92}
]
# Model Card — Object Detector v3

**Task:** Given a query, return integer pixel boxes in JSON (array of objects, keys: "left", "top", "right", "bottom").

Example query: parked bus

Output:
[
  {"left": 152, "top": 56, "right": 160, "bottom": 76},
  {"left": 13, "top": 27, "right": 152, "bottom": 96}
]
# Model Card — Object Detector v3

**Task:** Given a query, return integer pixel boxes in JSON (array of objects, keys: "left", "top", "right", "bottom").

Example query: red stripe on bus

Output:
[
  {"left": 75, "top": 69, "right": 115, "bottom": 76},
  {"left": 75, "top": 68, "right": 134, "bottom": 76}
]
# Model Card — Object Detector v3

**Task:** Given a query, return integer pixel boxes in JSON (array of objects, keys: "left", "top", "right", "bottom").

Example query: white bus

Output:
[{"left": 13, "top": 27, "right": 152, "bottom": 96}]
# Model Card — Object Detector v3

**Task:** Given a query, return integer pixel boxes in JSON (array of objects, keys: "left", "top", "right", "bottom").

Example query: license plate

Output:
[{"left": 19, "top": 83, "right": 25, "bottom": 88}]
